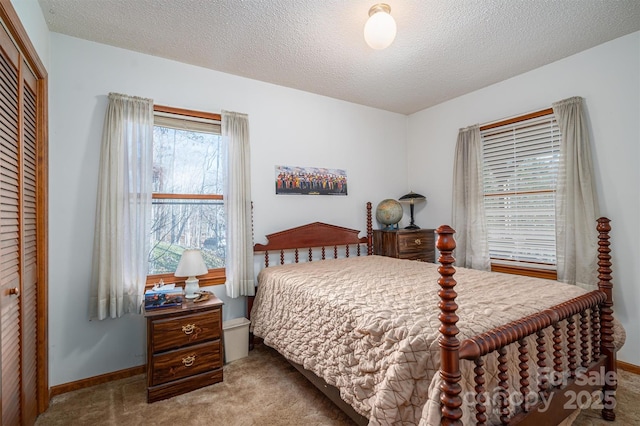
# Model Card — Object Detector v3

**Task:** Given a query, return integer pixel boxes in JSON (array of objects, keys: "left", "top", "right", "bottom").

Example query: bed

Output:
[{"left": 249, "top": 202, "right": 623, "bottom": 425}]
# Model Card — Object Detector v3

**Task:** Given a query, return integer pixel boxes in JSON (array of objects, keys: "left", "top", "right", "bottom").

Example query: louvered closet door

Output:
[
  {"left": 0, "top": 20, "right": 39, "bottom": 425},
  {"left": 21, "top": 59, "right": 39, "bottom": 426},
  {"left": 0, "top": 22, "right": 22, "bottom": 425}
]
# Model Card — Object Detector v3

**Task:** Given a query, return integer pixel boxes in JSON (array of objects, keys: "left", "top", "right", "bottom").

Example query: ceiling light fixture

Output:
[{"left": 364, "top": 3, "right": 397, "bottom": 50}]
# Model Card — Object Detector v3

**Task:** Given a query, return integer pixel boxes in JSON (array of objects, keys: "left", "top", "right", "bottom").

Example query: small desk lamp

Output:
[
  {"left": 174, "top": 249, "right": 209, "bottom": 299},
  {"left": 399, "top": 191, "right": 426, "bottom": 229}
]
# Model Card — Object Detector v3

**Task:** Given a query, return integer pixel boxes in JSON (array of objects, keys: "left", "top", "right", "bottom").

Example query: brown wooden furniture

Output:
[
  {"left": 373, "top": 228, "right": 435, "bottom": 262},
  {"left": 0, "top": 1, "right": 50, "bottom": 423},
  {"left": 145, "top": 296, "right": 224, "bottom": 403},
  {"left": 250, "top": 203, "right": 618, "bottom": 425},
  {"left": 253, "top": 203, "right": 373, "bottom": 265},
  {"left": 436, "top": 218, "right": 617, "bottom": 425},
  {"left": 248, "top": 203, "right": 373, "bottom": 349}
]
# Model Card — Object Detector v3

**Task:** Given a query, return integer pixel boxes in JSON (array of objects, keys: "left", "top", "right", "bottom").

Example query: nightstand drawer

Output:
[
  {"left": 150, "top": 340, "right": 222, "bottom": 386},
  {"left": 397, "top": 231, "right": 432, "bottom": 254},
  {"left": 151, "top": 308, "right": 221, "bottom": 353}
]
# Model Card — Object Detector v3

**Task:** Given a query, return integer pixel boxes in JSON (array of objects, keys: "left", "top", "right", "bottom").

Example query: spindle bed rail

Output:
[{"left": 435, "top": 218, "right": 616, "bottom": 425}]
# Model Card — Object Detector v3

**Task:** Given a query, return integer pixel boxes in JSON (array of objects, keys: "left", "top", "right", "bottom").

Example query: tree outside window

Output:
[{"left": 148, "top": 108, "right": 225, "bottom": 284}]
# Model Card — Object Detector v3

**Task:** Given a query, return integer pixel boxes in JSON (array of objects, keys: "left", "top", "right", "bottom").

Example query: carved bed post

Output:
[
  {"left": 597, "top": 217, "right": 616, "bottom": 421},
  {"left": 436, "top": 225, "right": 462, "bottom": 425},
  {"left": 366, "top": 202, "right": 373, "bottom": 255}
]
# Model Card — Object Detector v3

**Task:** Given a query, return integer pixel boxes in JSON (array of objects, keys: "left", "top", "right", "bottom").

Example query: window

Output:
[
  {"left": 147, "top": 105, "right": 225, "bottom": 286},
  {"left": 480, "top": 109, "right": 560, "bottom": 279}
]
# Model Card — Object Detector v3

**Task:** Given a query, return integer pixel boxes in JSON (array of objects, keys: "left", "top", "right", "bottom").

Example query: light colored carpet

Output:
[{"left": 36, "top": 345, "right": 639, "bottom": 425}]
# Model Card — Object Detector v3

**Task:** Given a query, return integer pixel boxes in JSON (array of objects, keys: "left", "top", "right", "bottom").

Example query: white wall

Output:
[
  {"left": 17, "top": 0, "right": 639, "bottom": 388},
  {"left": 47, "top": 33, "right": 408, "bottom": 386},
  {"left": 407, "top": 32, "right": 640, "bottom": 366},
  {"left": 10, "top": 0, "right": 50, "bottom": 70}
]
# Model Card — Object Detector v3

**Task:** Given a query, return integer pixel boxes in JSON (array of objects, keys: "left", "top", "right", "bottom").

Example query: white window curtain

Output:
[
  {"left": 451, "top": 124, "right": 490, "bottom": 270},
  {"left": 223, "top": 110, "right": 254, "bottom": 298},
  {"left": 90, "top": 93, "right": 154, "bottom": 319},
  {"left": 553, "top": 96, "right": 600, "bottom": 289}
]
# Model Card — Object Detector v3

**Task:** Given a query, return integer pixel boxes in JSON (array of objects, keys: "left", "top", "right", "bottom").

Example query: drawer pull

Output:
[
  {"left": 182, "top": 355, "right": 196, "bottom": 367},
  {"left": 414, "top": 238, "right": 422, "bottom": 245},
  {"left": 182, "top": 324, "right": 196, "bottom": 335}
]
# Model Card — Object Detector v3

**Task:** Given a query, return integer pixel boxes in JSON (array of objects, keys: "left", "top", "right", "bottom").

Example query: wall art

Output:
[{"left": 275, "top": 165, "right": 347, "bottom": 195}]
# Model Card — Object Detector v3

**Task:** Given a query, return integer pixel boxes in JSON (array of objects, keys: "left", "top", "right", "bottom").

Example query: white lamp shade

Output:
[
  {"left": 174, "top": 249, "right": 208, "bottom": 278},
  {"left": 364, "top": 5, "right": 397, "bottom": 50}
]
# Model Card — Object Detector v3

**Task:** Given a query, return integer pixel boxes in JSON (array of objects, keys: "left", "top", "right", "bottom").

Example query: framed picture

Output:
[{"left": 275, "top": 165, "right": 347, "bottom": 195}]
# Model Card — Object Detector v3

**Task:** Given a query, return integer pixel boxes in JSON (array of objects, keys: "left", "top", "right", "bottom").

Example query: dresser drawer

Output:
[
  {"left": 400, "top": 252, "right": 435, "bottom": 262},
  {"left": 396, "top": 230, "right": 432, "bottom": 254},
  {"left": 151, "top": 308, "right": 221, "bottom": 353},
  {"left": 374, "top": 228, "right": 435, "bottom": 263},
  {"left": 150, "top": 340, "right": 222, "bottom": 386}
]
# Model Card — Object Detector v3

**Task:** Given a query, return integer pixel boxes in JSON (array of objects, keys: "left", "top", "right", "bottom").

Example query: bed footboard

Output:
[{"left": 436, "top": 218, "right": 617, "bottom": 425}]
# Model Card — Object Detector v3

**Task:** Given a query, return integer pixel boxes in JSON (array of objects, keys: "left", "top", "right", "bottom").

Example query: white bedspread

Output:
[{"left": 250, "top": 255, "right": 624, "bottom": 425}]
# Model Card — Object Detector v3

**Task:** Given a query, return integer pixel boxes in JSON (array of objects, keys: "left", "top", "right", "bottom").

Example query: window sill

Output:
[
  {"left": 490, "top": 263, "right": 557, "bottom": 280},
  {"left": 146, "top": 269, "right": 226, "bottom": 291}
]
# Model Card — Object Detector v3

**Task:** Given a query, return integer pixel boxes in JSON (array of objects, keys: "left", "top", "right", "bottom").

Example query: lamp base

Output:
[
  {"left": 404, "top": 224, "right": 420, "bottom": 230},
  {"left": 184, "top": 277, "right": 200, "bottom": 299}
]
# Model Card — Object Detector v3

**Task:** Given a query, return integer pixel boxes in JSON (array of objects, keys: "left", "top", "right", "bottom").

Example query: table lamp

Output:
[
  {"left": 174, "top": 249, "right": 209, "bottom": 299},
  {"left": 398, "top": 191, "right": 426, "bottom": 229}
]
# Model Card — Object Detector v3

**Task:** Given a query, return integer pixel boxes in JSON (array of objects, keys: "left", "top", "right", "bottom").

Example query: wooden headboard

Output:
[
  {"left": 253, "top": 202, "right": 374, "bottom": 267},
  {"left": 248, "top": 202, "right": 373, "bottom": 348}
]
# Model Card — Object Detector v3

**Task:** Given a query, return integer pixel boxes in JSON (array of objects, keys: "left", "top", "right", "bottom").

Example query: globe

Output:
[{"left": 375, "top": 199, "right": 403, "bottom": 230}]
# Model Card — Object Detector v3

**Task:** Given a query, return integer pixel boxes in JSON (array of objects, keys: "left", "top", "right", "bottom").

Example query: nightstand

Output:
[
  {"left": 373, "top": 228, "right": 435, "bottom": 263},
  {"left": 144, "top": 295, "right": 224, "bottom": 402}
]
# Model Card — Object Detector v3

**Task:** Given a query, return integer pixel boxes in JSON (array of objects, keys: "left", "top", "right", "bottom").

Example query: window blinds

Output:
[
  {"left": 481, "top": 113, "right": 560, "bottom": 267},
  {"left": 154, "top": 111, "right": 221, "bottom": 134}
]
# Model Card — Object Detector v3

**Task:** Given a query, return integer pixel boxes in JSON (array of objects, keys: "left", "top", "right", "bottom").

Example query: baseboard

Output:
[
  {"left": 45, "top": 359, "right": 640, "bottom": 398},
  {"left": 49, "top": 364, "right": 145, "bottom": 397},
  {"left": 618, "top": 360, "right": 640, "bottom": 375}
]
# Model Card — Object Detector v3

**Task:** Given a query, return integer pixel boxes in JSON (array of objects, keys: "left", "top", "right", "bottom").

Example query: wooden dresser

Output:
[
  {"left": 373, "top": 228, "right": 435, "bottom": 263},
  {"left": 144, "top": 296, "right": 224, "bottom": 402}
]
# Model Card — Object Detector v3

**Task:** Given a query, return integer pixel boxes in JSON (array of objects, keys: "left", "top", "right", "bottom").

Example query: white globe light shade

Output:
[{"left": 364, "top": 7, "right": 397, "bottom": 50}]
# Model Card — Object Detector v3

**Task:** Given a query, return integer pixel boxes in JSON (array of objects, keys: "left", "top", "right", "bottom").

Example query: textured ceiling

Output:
[{"left": 38, "top": 0, "right": 640, "bottom": 115}]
